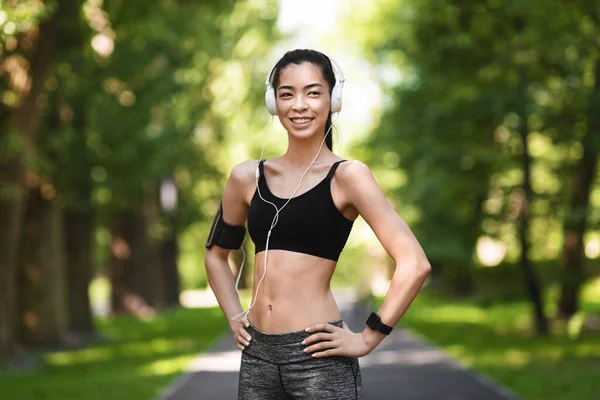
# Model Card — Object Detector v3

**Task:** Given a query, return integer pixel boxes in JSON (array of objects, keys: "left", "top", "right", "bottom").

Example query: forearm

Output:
[
  {"left": 361, "top": 261, "right": 431, "bottom": 350},
  {"left": 204, "top": 252, "right": 245, "bottom": 329}
]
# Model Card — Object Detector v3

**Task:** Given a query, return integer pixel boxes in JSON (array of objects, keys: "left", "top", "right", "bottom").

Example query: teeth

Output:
[{"left": 292, "top": 118, "right": 310, "bottom": 124}]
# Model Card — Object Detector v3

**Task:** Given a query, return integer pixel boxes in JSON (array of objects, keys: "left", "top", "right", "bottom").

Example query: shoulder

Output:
[
  {"left": 223, "top": 160, "right": 259, "bottom": 206},
  {"left": 337, "top": 160, "right": 373, "bottom": 184},
  {"left": 335, "top": 160, "right": 380, "bottom": 203},
  {"left": 228, "top": 159, "right": 260, "bottom": 186}
]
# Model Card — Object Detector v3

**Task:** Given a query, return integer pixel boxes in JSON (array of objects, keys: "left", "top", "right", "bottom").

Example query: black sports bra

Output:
[{"left": 247, "top": 160, "right": 354, "bottom": 261}]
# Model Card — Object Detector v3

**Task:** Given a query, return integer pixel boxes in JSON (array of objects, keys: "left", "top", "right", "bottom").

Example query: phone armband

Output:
[{"left": 205, "top": 201, "right": 245, "bottom": 250}]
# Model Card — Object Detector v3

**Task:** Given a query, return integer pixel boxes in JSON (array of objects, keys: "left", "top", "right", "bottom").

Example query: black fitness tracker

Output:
[{"left": 366, "top": 312, "right": 393, "bottom": 335}]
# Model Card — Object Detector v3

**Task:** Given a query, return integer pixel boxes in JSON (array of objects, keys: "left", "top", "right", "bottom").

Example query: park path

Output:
[{"left": 156, "top": 290, "right": 520, "bottom": 400}]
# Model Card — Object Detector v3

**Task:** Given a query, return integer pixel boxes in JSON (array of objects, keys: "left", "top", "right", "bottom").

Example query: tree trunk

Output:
[
  {"left": 17, "top": 189, "right": 68, "bottom": 347},
  {"left": 145, "top": 236, "right": 165, "bottom": 309},
  {"left": 0, "top": 11, "right": 59, "bottom": 358},
  {"left": 0, "top": 171, "right": 26, "bottom": 358},
  {"left": 64, "top": 209, "right": 95, "bottom": 337},
  {"left": 60, "top": 102, "right": 96, "bottom": 337},
  {"left": 140, "top": 195, "right": 166, "bottom": 309},
  {"left": 454, "top": 190, "right": 489, "bottom": 296},
  {"left": 557, "top": 61, "right": 600, "bottom": 320},
  {"left": 516, "top": 69, "right": 548, "bottom": 335},
  {"left": 109, "top": 210, "right": 155, "bottom": 318},
  {"left": 162, "top": 214, "right": 180, "bottom": 307},
  {"left": 110, "top": 212, "right": 135, "bottom": 314}
]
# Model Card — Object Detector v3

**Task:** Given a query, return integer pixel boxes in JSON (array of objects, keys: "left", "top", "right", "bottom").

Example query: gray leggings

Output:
[{"left": 238, "top": 320, "right": 363, "bottom": 400}]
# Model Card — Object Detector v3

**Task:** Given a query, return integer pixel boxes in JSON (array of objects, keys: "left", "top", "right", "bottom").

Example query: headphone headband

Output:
[{"left": 264, "top": 51, "right": 345, "bottom": 115}]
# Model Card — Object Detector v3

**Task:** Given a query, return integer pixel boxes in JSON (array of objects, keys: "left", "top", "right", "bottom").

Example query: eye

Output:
[
  {"left": 279, "top": 92, "right": 292, "bottom": 98},
  {"left": 308, "top": 91, "right": 321, "bottom": 96}
]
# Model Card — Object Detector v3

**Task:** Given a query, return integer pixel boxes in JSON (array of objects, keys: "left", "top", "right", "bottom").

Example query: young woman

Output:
[{"left": 204, "top": 49, "right": 431, "bottom": 400}]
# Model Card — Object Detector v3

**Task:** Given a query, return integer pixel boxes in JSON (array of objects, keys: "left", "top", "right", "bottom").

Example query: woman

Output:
[{"left": 204, "top": 49, "right": 431, "bottom": 400}]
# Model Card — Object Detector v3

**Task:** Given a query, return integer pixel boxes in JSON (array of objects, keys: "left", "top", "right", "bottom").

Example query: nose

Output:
[{"left": 292, "top": 94, "right": 308, "bottom": 112}]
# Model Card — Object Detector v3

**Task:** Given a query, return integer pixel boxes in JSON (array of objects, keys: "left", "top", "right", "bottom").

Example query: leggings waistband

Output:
[
  {"left": 246, "top": 320, "right": 344, "bottom": 345},
  {"left": 244, "top": 320, "right": 345, "bottom": 364}
]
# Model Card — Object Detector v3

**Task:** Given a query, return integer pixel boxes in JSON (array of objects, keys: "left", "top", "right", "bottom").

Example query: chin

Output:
[{"left": 287, "top": 127, "right": 320, "bottom": 141}]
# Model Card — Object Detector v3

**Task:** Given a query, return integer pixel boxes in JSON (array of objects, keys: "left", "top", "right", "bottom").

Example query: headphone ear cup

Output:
[
  {"left": 330, "top": 83, "right": 343, "bottom": 113},
  {"left": 265, "top": 86, "right": 278, "bottom": 115}
]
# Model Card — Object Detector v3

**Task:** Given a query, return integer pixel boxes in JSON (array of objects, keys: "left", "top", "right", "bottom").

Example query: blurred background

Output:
[{"left": 0, "top": 0, "right": 599, "bottom": 399}]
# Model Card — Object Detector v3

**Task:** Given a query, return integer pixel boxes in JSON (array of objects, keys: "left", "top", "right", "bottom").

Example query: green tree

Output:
[
  {"left": 1, "top": 0, "right": 281, "bottom": 358},
  {"left": 0, "top": 0, "right": 80, "bottom": 357},
  {"left": 347, "top": 0, "right": 600, "bottom": 332}
]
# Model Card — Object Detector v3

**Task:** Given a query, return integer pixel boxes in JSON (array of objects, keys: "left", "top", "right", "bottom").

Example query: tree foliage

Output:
[
  {"left": 346, "top": 0, "right": 600, "bottom": 330},
  {"left": 0, "top": 0, "right": 280, "bottom": 357}
]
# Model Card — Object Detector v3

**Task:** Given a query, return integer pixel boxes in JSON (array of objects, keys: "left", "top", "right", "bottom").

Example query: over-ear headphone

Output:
[{"left": 264, "top": 52, "right": 345, "bottom": 116}]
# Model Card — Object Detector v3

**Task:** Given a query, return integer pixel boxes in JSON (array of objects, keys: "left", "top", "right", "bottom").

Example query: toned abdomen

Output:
[{"left": 247, "top": 250, "right": 341, "bottom": 333}]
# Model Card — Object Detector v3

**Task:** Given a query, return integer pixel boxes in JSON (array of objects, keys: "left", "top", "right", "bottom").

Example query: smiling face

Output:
[{"left": 275, "top": 62, "right": 331, "bottom": 141}]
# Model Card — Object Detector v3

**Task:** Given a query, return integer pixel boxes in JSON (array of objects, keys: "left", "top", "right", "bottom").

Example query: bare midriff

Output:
[{"left": 247, "top": 249, "right": 341, "bottom": 334}]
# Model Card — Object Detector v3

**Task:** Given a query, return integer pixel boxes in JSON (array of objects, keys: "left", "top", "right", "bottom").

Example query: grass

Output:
[
  {"left": 1, "top": 307, "right": 229, "bottom": 400},
  {"left": 3, "top": 274, "right": 599, "bottom": 400},
  {"left": 382, "top": 277, "right": 600, "bottom": 400}
]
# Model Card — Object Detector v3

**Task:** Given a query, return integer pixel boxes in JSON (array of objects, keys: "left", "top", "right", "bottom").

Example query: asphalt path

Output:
[{"left": 157, "top": 292, "right": 519, "bottom": 400}]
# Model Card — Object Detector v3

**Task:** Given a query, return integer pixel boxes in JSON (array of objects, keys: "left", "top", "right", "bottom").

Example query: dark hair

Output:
[{"left": 271, "top": 49, "right": 336, "bottom": 151}]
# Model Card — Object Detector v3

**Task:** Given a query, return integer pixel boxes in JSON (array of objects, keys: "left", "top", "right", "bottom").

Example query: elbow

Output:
[
  {"left": 418, "top": 259, "right": 431, "bottom": 277},
  {"left": 204, "top": 251, "right": 213, "bottom": 285},
  {"left": 411, "top": 253, "right": 431, "bottom": 279},
  {"left": 409, "top": 261, "right": 430, "bottom": 281},
  {"left": 204, "top": 249, "right": 222, "bottom": 288},
  {"left": 394, "top": 258, "right": 431, "bottom": 281},
  {"left": 204, "top": 248, "right": 219, "bottom": 276},
  {"left": 204, "top": 247, "right": 229, "bottom": 273},
  {"left": 204, "top": 250, "right": 212, "bottom": 272}
]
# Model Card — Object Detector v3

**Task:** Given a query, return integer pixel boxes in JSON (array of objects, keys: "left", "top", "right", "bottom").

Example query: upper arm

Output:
[
  {"left": 221, "top": 160, "right": 256, "bottom": 225},
  {"left": 337, "top": 161, "right": 429, "bottom": 268},
  {"left": 206, "top": 160, "right": 256, "bottom": 258}
]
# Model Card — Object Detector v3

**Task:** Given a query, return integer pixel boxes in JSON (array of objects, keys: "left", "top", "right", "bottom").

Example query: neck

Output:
[{"left": 282, "top": 134, "right": 331, "bottom": 168}]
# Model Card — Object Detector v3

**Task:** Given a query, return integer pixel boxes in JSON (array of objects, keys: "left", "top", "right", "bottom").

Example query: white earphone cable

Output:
[
  {"left": 230, "top": 114, "right": 339, "bottom": 323},
  {"left": 229, "top": 116, "right": 274, "bottom": 318}
]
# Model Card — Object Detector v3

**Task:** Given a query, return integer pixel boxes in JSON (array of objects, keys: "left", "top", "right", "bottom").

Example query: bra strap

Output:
[
  {"left": 326, "top": 160, "right": 347, "bottom": 179},
  {"left": 257, "top": 160, "right": 270, "bottom": 193}
]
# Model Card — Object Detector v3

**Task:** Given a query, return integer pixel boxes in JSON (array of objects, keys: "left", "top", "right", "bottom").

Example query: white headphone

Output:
[{"left": 264, "top": 52, "right": 345, "bottom": 116}]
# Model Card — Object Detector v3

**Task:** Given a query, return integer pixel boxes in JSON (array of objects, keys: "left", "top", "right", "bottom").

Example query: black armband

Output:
[{"left": 205, "top": 201, "right": 246, "bottom": 250}]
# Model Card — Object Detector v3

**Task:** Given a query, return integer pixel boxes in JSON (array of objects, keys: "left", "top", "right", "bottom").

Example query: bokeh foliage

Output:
[
  {"left": 0, "top": 0, "right": 281, "bottom": 359},
  {"left": 344, "top": 0, "right": 600, "bottom": 296}
]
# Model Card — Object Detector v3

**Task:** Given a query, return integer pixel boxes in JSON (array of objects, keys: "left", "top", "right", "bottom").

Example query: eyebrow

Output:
[{"left": 278, "top": 83, "right": 324, "bottom": 91}]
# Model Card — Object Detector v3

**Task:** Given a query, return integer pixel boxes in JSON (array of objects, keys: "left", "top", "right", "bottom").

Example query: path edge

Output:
[
  {"left": 154, "top": 332, "right": 230, "bottom": 400},
  {"left": 401, "top": 328, "right": 521, "bottom": 400}
]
